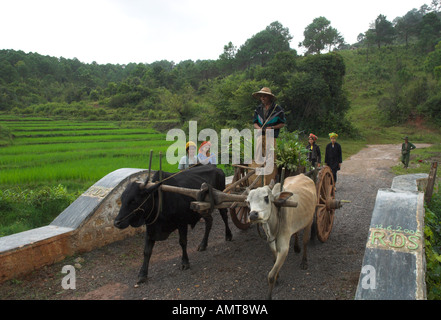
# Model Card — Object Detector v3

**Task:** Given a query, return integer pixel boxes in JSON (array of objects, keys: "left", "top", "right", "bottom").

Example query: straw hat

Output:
[{"left": 252, "top": 87, "right": 276, "bottom": 100}]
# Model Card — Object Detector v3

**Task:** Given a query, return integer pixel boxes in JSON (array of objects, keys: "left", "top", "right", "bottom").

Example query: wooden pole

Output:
[
  {"left": 158, "top": 152, "right": 163, "bottom": 214},
  {"left": 425, "top": 162, "right": 438, "bottom": 204},
  {"left": 280, "top": 167, "right": 286, "bottom": 191},
  {"left": 147, "top": 149, "right": 153, "bottom": 183}
]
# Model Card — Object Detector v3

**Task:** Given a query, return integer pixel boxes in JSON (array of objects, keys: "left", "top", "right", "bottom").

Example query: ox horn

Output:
[
  {"left": 268, "top": 179, "right": 276, "bottom": 190},
  {"left": 273, "top": 191, "right": 295, "bottom": 207}
]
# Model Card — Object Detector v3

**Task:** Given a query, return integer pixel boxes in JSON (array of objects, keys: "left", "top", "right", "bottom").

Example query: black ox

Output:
[{"left": 114, "top": 164, "right": 233, "bottom": 284}]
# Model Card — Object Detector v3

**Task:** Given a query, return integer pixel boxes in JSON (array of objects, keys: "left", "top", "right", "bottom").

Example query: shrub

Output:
[
  {"left": 0, "top": 185, "right": 80, "bottom": 237},
  {"left": 425, "top": 190, "right": 441, "bottom": 300},
  {"left": 275, "top": 129, "right": 309, "bottom": 174}
]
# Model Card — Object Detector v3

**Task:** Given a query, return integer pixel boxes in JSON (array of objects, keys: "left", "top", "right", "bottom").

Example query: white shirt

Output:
[{"left": 178, "top": 155, "right": 198, "bottom": 170}]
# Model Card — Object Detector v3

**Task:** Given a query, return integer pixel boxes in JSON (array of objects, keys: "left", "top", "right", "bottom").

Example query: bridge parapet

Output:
[{"left": 355, "top": 173, "right": 428, "bottom": 300}]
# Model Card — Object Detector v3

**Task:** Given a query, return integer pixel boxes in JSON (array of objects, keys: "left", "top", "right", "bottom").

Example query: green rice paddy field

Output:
[
  {"left": 0, "top": 117, "right": 179, "bottom": 186},
  {"left": 0, "top": 116, "right": 180, "bottom": 236}
]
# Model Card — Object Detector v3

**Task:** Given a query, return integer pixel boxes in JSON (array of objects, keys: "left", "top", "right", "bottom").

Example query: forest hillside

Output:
[{"left": 1, "top": 3, "right": 441, "bottom": 139}]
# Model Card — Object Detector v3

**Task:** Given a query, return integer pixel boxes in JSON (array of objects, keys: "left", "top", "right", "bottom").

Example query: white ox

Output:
[{"left": 246, "top": 174, "right": 317, "bottom": 300}]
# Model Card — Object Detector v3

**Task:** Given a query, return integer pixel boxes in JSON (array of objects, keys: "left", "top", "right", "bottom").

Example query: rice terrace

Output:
[{"left": 0, "top": 116, "right": 177, "bottom": 236}]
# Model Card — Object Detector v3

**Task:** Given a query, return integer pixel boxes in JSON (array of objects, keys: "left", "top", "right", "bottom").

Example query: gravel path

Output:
[{"left": 0, "top": 144, "right": 430, "bottom": 300}]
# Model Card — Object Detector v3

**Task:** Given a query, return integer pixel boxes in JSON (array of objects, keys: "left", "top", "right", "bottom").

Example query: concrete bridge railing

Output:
[{"left": 355, "top": 173, "right": 428, "bottom": 300}]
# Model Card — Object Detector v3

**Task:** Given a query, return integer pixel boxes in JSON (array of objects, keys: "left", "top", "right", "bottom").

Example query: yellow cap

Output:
[{"left": 186, "top": 141, "right": 196, "bottom": 150}]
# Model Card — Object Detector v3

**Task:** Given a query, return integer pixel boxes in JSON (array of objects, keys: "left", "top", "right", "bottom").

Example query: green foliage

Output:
[
  {"left": 418, "top": 12, "right": 441, "bottom": 52},
  {"left": 235, "top": 21, "right": 293, "bottom": 69},
  {"left": 425, "top": 191, "right": 441, "bottom": 299},
  {"left": 275, "top": 129, "right": 309, "bottom": 173},
  {"left": 0, "top": 185, "right": 80, "bottom": 237},
  {"left": 421, "top": 92, "right": 441, "bottom": 126},
  {"left": 0, "top": 118, "right": 179, "bottom": 235},
  {"left": 424, "top": 41, "right": 441, "bottom": 73},
  {"left": 0, "top": 124, "right": 13, "bottom": 146},
  {"left": 394, "top": 9, "right": 423, "bottom": 46},
  {"left": 300, "top": 17, "right": 345, "bottom": 54},
  {"left": 280, "top": 53, "right": 352, "bottom": 134},
  {"left": 208, "top": 75, "right": 270, "bottom": 130},
  {"left": 374, "top": 14, "right": 396, "bottom": 48},
  {"left": 338, "top": 42, "right": 441, "bottom": 128}
]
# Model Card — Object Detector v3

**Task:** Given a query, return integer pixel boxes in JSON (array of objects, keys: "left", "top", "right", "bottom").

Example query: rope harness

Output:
[
  {"left": 117, "top": 193, "right": 158, "bottom": 226},
  {"left": 256, "top": 205, "right": 281, "bottom": 244},
  {"left": 120, "top": 163, "right": 203, "bottom": 225}
]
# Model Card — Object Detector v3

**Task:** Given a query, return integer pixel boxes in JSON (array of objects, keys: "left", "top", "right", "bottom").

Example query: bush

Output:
[
  {"left": 0, "top": 185, "right": 80, "bottom": 237},
  {"left": 421, "top": 93, "right": 441, "bottom": 126},
  {"left": 425, "top": 190, "right": 441, "bottom": 300},
  {"left": 275, "top": 129, "right": 309, "bottom": 174}
]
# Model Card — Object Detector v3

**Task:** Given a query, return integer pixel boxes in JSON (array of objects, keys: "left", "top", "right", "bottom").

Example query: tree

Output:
[
  {"left": 430, "top": 0, "right": 441, "bottom": 12},
  {"left": 299, "top": 17, "right": 345, "bottom": 54},
  {"left": 235, "top": 21, "right": 293, "bottom": 69},
  {"left": 374, "top": 15, "right": 395, "bottom": 48},
  {"left": 394, "top": 9, "right": 423, "bottom": 46},
  {"left": 219, "top": 42, "right": 237, "bottom": 74},
  {"left": 219, "top": 42, "right": 237, "bottom": 61},
  {"left": 256, "top": 51, "right": 298, "bottom": 87},
  {"left": 418, "top": 12, "right": 441, "bottom": 52},
  {"left": 280, "top": 53, "right": 352, "bottom": 134},
  {"left": 425, "top": 40, "right": 441, "bottom": 74}
]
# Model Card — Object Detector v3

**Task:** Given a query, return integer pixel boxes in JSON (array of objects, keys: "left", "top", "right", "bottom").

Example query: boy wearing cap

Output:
[{"left": 178, "top": 141, "right": 198, "bottom": 170}]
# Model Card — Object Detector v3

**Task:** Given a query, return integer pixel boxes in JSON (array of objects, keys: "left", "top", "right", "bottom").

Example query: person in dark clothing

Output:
[
  {"left": 325, "top": 132, "right": 342, "bottom": 190},
  {"left": 401, "top": 136, "right": 416, "bottom": 169},
  {"left": 306, "top": 133, "right": 321, "bottom": 168}
]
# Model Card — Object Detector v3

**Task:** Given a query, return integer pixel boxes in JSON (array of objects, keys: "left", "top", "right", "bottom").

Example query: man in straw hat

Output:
[
  {"left": 252, "top": 87, "right": 286, "bottom": 137},
  {"left": 252, "top": 87, "right": 286, "bottom": 185}
]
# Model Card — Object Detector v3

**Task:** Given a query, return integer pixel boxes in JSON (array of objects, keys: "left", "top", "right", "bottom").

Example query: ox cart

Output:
[
  {"left": 149, "top": 153, "right": 343, "bottom": 243},
  {"left": 225, "top": 164, "right": 342, "bottom": 242},
  {"left": 118, "top": 150, "right": 347, "bottom": 297}
]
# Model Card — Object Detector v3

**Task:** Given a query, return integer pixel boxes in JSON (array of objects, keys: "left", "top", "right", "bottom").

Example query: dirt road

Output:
[{"left": 0, "top": 144, "right": 430, "bottom": 300}]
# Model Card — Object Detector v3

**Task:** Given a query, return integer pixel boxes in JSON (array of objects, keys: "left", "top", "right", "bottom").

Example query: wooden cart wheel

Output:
[
  {"left": 314, "top": 166, "right": 336, "bottom": 243},
  {"left": 229, "top": 206, "right": 251, "bottom": 230},
  {"left": 227, "top": 166, "right": 251, "bottom": 230}
]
